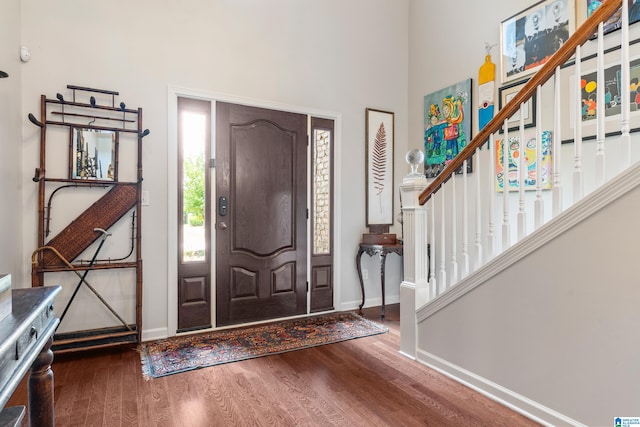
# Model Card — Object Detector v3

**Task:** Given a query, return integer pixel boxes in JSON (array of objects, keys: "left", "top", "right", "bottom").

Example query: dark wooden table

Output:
[
  {"left": 0, "top": 286, "right": 60, "bottom": 427},
  {"left": 356, "top": 241, "right": 403, "bottom": 319}
]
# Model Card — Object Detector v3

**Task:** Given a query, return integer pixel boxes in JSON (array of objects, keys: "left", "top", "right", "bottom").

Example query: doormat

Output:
[{"left": 139, "top": 312, "right": 387, "bottom": 379}]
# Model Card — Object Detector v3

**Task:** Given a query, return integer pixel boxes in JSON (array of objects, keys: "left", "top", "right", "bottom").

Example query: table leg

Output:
[
  {"left": 356, "top": 247, "right": 366, "bottom": 313},
  {"left": 380, "top": 251, "right": 388, "bottom": 319},
  {"left": 28, "top": 336, "right": 55, "bottom": 427}
]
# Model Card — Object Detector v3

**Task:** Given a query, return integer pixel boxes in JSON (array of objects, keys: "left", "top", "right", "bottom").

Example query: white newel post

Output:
[{"left": 399, "top": 176, "right": 429, "bottom": 360}]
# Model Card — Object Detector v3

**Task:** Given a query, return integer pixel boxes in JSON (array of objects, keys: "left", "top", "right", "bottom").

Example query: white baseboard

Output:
[
  {"left": 398, "top": 350, "right": 416, "bottom": 361},
  {"left": 141, "top": 327, "right": 168, "bottom": 342},
  {"left": 416, "top": 349, "right": 587, "bottom": 427},
  {"left": 339, "top": 295, "right": 400, "bottom": 312}
]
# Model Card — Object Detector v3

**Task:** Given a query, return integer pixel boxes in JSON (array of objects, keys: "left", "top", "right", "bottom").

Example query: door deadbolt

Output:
[{"left": 218, "top": 196, "right": 228, "bottom": 216}]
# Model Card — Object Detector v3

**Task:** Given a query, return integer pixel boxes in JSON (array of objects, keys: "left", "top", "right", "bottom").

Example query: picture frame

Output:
[
  {"left": 559, "top": 50, "right": 640, "bottom": 142},
  {"left": 365, "top": 108, "right": 394, "bottom": 226},
  {"left": 495, "top": 130, "right": 553, "bottom": 191},
  {"left": 500, "top": 0, "right": 576, "bottom": 84},
  {"left": 576, "top": 0, "right": 640, "bottom": 36},
  {"left": 498, "top": 78, "right": 537, "bottom": 132},
  {"left": 423, "top": 78, "right": 473, "bottom": 178}
]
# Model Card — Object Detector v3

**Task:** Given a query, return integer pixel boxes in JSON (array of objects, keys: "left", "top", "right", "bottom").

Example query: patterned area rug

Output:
[{"left": 139, "top": 312, "right": 387, "bottom": 379}]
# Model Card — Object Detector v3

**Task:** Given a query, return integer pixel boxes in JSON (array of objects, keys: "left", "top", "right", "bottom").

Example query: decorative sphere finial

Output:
[{"left": 405, "top": 149, "right": 424, "bottom": 178}]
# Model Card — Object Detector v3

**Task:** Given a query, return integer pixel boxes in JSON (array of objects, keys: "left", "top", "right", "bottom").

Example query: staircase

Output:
[{"left": 399, "top": 1, "right": 640, "bottom": 425}]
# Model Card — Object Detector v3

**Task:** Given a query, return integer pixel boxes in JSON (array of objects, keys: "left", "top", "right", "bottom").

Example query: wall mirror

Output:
[{"left": 69, "top": 127, "right": 118, "bottom": 181}]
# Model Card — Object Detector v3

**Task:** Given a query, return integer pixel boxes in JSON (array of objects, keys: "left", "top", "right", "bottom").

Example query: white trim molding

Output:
[
  {"left": 416, "top": 350, "right": 587, "bottom": 427},
  {"left": 417, "top": 161, "right": 640, "bottom": 323}
]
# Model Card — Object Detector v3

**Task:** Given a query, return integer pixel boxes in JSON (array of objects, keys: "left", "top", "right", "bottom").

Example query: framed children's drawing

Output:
[{"left": 423, "top": 78, "right": 473, "bottom": 178}]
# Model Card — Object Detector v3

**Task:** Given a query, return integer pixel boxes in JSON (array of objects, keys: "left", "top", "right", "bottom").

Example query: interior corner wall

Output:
[
  {"left": 0, "top": 0, "right": 24, "bottom": 283},
  {"left": 18, "top": 0, "right": 409, "bottom": 335}
]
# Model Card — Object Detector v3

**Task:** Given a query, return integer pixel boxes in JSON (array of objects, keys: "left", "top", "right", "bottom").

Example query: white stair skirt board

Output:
[
  {"left": 416, "top": 349, "right": 587, "bottom": 427},
  {"left": 417, "top": 161, "right": 640, "bottom": 322}
]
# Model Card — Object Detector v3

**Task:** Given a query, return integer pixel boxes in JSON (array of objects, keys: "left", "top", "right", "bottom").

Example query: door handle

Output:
[{"left": 218, "top": 222, "right": 228, "bottom": 230}]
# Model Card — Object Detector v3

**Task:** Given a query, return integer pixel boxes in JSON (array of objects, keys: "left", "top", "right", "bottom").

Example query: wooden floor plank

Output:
[{"left": 6, "top": 305, "right": 541, "bottom": 426}]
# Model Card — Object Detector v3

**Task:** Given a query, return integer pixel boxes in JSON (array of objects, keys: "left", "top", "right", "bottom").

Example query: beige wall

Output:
[{"left": 0, "top": 0, "right": 24, "bottom": 282}]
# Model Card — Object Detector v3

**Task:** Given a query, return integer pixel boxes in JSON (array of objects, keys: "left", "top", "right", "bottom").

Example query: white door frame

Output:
[{"left": 167, "top": 85, "right": 342, "bottom": 337}]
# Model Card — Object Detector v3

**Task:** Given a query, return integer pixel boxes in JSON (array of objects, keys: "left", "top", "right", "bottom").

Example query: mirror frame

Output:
[{"left": 68, "top": 127, "right": 119, "bottom": 182}]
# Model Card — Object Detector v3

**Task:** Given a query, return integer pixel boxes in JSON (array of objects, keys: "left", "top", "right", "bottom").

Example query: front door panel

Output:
[{"left": 216, "top": 102, "right": 307, "bottom": 326}]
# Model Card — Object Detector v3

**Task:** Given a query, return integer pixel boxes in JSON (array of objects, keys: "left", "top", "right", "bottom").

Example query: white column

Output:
[{"left": 399, "top": 175, "right": 428, "bottom": 360}]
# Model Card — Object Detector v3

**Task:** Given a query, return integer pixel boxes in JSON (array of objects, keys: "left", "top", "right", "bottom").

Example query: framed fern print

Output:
[
  {"left": 423, "top": 78, "right": 473, "bottom": 178},
  {"left": 365, "top": 108, "right": 394, "bottom": 226}
]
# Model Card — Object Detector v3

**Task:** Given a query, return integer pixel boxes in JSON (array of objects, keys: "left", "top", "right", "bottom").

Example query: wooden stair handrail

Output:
[{"left": 418, "top": 0, "right": 623, "bottom": 205}]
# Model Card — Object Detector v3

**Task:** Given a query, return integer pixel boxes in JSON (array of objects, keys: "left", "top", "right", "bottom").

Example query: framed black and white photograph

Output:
[
  {"left": 365, "top": 108, "right": 394, "bottom": 226},
  {"left": 500, "top": 0, "right": 576, "bottom": 83},
  {"left": 498, "top": 78, "right": 537, "bottom": 132}
]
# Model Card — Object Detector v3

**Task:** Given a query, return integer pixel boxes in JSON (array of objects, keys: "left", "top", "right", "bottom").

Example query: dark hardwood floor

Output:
[{"left": 8, "top": 304, "right": 540, "bottom": 426}]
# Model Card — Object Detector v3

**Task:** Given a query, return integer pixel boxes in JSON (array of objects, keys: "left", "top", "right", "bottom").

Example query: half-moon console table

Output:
[
  {"left": 356, "top": 242, "right": 403, "bottom": 319},
  {"left": 0, "top": 286, "right": 61, "bottom": 427}
]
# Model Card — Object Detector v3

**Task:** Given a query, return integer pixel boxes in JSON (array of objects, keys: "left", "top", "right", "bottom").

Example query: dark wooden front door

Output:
[{"left": 215, "top": 102, "right": 308, "bottom": 327}]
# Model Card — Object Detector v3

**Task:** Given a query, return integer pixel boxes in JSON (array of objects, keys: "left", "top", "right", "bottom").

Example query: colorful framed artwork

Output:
[
  {"left": 560, "top": 52, "right": 640, "bottom": 142},
  {"left": 576, "top": 0, "right": 640, "bottom": 36},
  {"left": 498, "top": 78, "right": 537, "bottom": 132},
  {"left": 423, "top": 78, "right": 473, "bottom": 178},
  {"left": 579, "top": 58, "right": 640, "bottom": 122},
  {"left": 500, "top": 0, "right": 576, "bottom": 83},
  {"left": 365, "top": 108, "right": 394, "bottom": 226},
  {"left": 495, "top": 130, "right": 553, "bottom": 191}
]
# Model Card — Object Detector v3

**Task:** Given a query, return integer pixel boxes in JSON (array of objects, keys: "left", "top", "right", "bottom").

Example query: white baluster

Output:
[
  {"left": 574, "top": 45, "right": 584, "bottom": 201},
  {"left": 462, "top": 158, "right": 469, "bottom": 278},
  {"left": 620, "top": 0, "right": 631, "bottom": 169},
  {"left": 535, "top": 85, "right": 544, "bottom": 228},
  {"left": 595, "top": 22, "right": 606, "bottom": 185},
  {"left": 488, "top": 134, "right": 496, "bottom": 259},
  {"left": 429, "top": 198, "right": 436, "bottom": 297},
  {"left": 553, "top": 66, "right": 563, "bottom": 216},
  {"left": 439, "top": 187, "right": 447, "bottom": 291},
  {"left": 518, "top": 105, "right": 526, "bottom": 240},
  {"left": 450, "top": 177, "right": 458, "bottom": 285},
  {"left": 474, "top": 148, "right": 483, "bottom": 270},
  {"left": 502, "top": 120, "right": 511, "bottom": 251}
]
